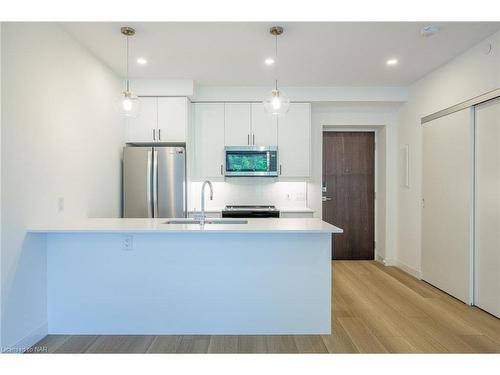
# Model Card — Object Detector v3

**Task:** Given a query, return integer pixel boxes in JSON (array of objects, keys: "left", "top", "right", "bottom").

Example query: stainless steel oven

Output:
[{"left": 224, "top": 146, "right": 278, "bottom": 177}]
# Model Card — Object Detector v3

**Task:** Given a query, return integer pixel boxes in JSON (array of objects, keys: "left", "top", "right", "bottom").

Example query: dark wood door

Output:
[{"left": 322, "top": 132, "right": 375, "bottom": 260}]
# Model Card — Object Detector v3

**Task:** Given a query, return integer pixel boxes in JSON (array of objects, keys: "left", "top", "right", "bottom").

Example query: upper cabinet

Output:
[
  {"left": 157, "top": 97, "right": 188, "bottom": 143},
  {"left": 194, "top": 103, "right": 225, "bottom": 179},
  {"left": 278, "top": 103, "right": 311, "bottom": 178},
  {"left": 126, "top": 97, "right": 158, "bottom": 142},
  {"left": 224, "top": 103, "right": 252, "bottom": 146},
  {"left": 126, "top": 97, "right": 188, "bottom": 143},
  {"left": 224, "top": 103, "right": 278, "bottom": 147},
  {"left": 192, "top": 101, "right": 310, "bottom": 180},
  {"left": 251, "top": 103, "right": 278, "bottom": 146}
]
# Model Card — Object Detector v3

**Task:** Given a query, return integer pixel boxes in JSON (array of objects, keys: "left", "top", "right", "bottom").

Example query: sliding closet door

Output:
[
  {"left": 422, "top": 108, "right": 472, "bottom": 303},
  {"left": 475, "top": 97, "right": 500, "bottom": 318}
]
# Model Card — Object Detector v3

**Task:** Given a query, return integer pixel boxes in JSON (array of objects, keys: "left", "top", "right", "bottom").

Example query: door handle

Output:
[
  {"left": 322, "top": 196, "right": 332, "bottom": 202},
  {"left": 158, "top": 129, "right": 161, "bottom": 141},
  {"left": 247, "top": 134, "right": 250, "bottom": 145},
  {"left": 253, "top": 134, "right": 255, "bottom": 145},
  {"left": 153, "top": 129, "right": 156, "bottom": 141},
  {"left": 153, "top": 150, "right": 158, "bottom": 217},
  {"left": 279, "top": 164, "right": 282, "bottom": 175},
  {"left": 221, "top": 164, "right": 224, "bottom": 175}
]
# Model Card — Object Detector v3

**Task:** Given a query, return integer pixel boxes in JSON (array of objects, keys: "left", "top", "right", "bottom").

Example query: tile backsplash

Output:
[{"left": 188, "top": 179, "right": 308, "bottom": 211}]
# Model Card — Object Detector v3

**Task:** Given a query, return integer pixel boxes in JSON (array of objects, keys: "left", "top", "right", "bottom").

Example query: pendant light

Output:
[
  {"left": 263, "top": 26, "right": 290, "bottom": 116},
  {"left": 118, "top": 26, "right": 140, "bottom": 118}
]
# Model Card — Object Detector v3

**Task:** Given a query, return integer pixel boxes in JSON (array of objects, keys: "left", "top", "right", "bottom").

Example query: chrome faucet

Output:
[{"left": 200, "top": 180, "right": 213, "bottom": 224}]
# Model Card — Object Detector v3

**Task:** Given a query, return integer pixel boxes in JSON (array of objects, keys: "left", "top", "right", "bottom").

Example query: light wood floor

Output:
[{"left": 30, "top": 261, "right": 500, "bottom": 353}]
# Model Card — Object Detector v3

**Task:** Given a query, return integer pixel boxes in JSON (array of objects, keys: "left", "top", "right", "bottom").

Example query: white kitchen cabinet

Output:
[
  {"left": 126, "top": 97, "right": 157, "bottom": 142},
  {"left": 157, "top": 97, "right": 187, "bottom": 142},
  {"left": 278, "top": 103, "right": 311, "bottom": 178},
  {"left": 251, "top": 103, "right": 278, "bottom": 146},
  {"left": 224, "top": 103, "right": 278, "bottom": 147},
  {"left": 224, "top": 103, "right": 251, "bottom": 146},
  {"left": 126, "top": 97, "right": 188, "bottom": 143},
  {"left": 194, "top": 103, "right": 225, "bottom": 179}
]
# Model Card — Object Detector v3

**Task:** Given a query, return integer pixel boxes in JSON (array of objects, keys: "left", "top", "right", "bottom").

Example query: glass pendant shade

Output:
[
  {"left": 119, "top": 90, "right": 141, "bottom": 118},
  {"left": 118, "top": 27, "right": 140, "bottom": 118},
  {"left": 263, "top": 89, "right": 290, "bottom": 116}
]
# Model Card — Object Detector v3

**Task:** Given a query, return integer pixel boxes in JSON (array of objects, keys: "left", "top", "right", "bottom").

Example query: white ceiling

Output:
[{"left": 61, "top": 22, "right": 500, "bottom": 86}]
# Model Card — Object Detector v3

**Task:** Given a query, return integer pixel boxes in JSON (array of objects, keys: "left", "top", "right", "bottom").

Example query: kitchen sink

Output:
[
  {"left": 164, "top": 218, "right": 248, "bottom": 225},
  {"left": 205, "top": 219, "right": 248, "bottom": 224}
]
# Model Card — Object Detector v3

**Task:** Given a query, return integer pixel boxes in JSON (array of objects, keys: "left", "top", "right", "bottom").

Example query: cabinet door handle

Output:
[
  {"left": 153, "top": 129, "right": 156, "bottom": 141},
  {"left": 253, "top": 134, "right": 255, "bottom": 145},
  {"left": 247, "top": 134, "right": 250, "bottom": 145},
  {"left": 279, "top": 164, "right": 282, "bottom": 175},
  {"left": 221, "top": 164, "right": 224, "bottom": 175},
  {"left": 158, "top": 129, "right": 161, "bottom": 141}
]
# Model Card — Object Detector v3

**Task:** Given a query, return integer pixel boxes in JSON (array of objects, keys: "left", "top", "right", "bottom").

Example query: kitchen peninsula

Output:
[{"left": 29, "top": 218, "right": 343, "bottom": 335}]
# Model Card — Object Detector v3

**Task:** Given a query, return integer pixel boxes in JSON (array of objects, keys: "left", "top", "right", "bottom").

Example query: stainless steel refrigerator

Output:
[{"left": 123, "top": 146, "right": 186, "bottom": 218}]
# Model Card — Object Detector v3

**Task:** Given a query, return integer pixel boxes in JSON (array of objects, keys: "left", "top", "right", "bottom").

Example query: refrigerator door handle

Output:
[
  {"left": 146, "top": 150, "right": 153, "bottom": 218},
  {"left": 152, "top": 149, "right": 159, "bottom": 218}
]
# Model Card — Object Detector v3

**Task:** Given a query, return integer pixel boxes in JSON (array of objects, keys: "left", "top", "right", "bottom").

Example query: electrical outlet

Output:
[
  {"left": 122, "top": 235, "right": 133, "bottom": 251},
  {"left": 57, "top": 197, "right": 65, "bottom": 213}
]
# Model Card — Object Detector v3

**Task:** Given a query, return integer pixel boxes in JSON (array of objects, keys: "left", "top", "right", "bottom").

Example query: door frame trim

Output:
[{"left": 321, "top": 128, "right": 379, "bottom": 261}]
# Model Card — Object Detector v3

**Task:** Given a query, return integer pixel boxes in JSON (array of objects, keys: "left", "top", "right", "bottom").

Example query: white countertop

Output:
[{"left": 27, "top": 218, "right": 342, "bottom": 234}]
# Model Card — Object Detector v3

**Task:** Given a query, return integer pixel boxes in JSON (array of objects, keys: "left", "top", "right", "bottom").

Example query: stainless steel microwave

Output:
[{"left": 224, "top": 146, "right": 278, "bottom": 177}]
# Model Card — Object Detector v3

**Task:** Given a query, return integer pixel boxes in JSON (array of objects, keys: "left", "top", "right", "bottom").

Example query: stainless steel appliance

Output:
[
  {"left": 222, "top": 205, "right": 280, "bottom": 218},
  {"left": 123, "top": 146, "right": 186, "bottom": 218},
  {"left": 224, "top": 146, "right": 278, "bottom": 177}
]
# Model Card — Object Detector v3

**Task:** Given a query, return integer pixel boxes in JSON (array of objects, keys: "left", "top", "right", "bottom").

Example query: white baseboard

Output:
[
  {"left": 383, "top": 258, "right": 422, "bottom": 279},
  {"left": 2, "top": 322, "right": 48, "bottom": 353}
]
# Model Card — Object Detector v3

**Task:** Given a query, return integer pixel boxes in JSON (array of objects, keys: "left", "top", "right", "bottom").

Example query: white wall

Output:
[
  {"left": 396, "top": 31, "right": 500, "bottom": 276},
  {"left": 309, "top": 103, "right": 399, "bottom": 263},
  {"left": 194, "top": 85, "right": 407, "bottom": 103},
  {"left": 1, "top": 23, "right": 124, "bottom": 351},
  {"left": 188, "top": 180, "right": 308, "bottom": 211}
]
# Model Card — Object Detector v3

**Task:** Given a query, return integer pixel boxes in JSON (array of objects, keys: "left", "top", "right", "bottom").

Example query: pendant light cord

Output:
[
  {"left": 126, "top": 35, "right": 130, "bottom": 92},
  {"left": 275, "top": 33, "right": 278, "bottom": 91}
]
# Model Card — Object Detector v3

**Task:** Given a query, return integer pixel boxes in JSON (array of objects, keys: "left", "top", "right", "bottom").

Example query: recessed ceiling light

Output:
[
  {"left": 421, "top": 25, "right": 439, "bottom": 37},
  {"left": 136, "top": 58, "right": 148, "bottom": 65},
  {"left": 386, "top": 58, "right": 398, "bottom": 66},
  {"left": 264, "top": 58, "right": 275, "bottom": 65}
]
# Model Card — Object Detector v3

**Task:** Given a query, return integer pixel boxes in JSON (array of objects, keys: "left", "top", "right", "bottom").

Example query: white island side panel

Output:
[{"left": 47, "top": 232, "right": 332, "bottom": 334}]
